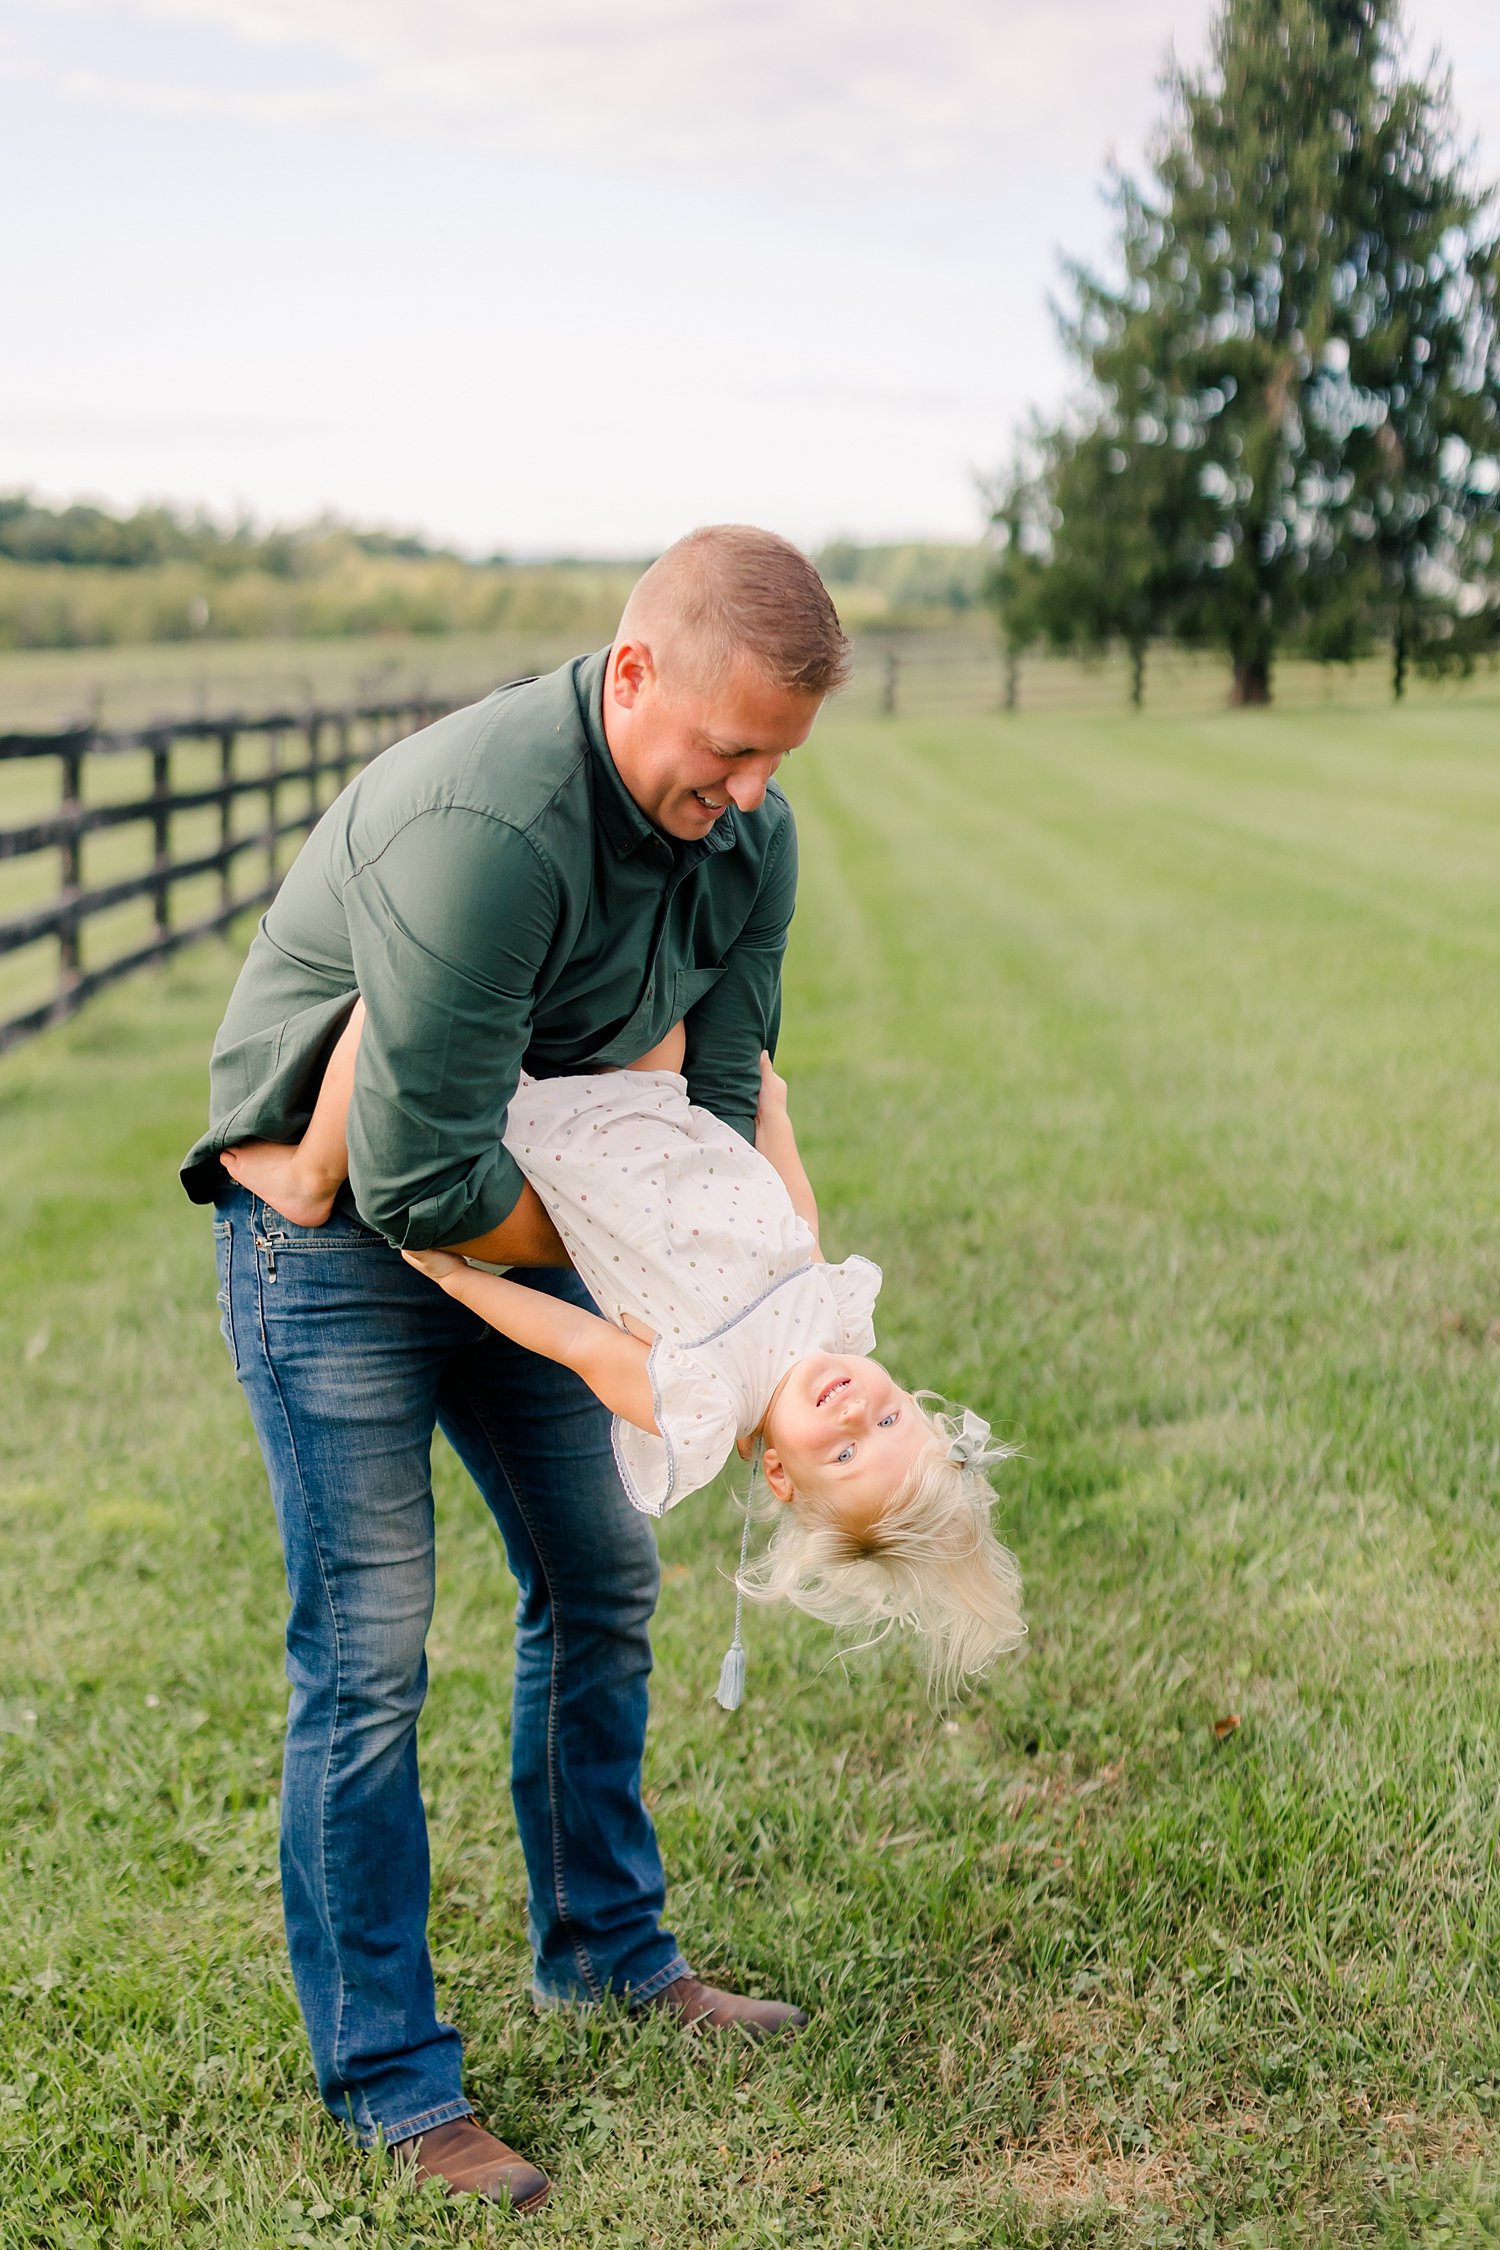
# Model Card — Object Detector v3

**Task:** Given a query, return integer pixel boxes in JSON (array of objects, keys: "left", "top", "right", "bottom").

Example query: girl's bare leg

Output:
[
  {"left": 626, "top": 1021, "right": 685, "bottom": 1074},
  {"left": 225, "top": 1005, "right": 679, "bottom": 1226},
  {"left": 219, "top": 999, "right": 365, "bottom": 1227}
]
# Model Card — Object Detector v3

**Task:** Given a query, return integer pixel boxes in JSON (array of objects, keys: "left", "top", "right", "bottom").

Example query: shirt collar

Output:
[{"left": 578, "top": 646, "right": 740, "bottom": 868}]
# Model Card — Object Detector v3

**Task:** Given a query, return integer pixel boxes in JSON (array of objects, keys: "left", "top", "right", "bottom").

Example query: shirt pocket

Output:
[
  {"left": 586, "top": 963, "right": 726, "bottom": 1069},
  {"left": 672, "top": 965, "right": 725, "bottom": 1020}
]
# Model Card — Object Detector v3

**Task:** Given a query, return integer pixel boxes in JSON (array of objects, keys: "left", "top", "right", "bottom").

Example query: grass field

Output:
[
  {"left": 3, "top": 621, "right": 1495, "bottom": 732},
  {"left": 3, "top": 697, "right": 1499, "bottom": 2246}
]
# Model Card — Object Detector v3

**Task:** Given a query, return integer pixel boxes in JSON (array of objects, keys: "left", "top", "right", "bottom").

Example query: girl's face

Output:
[{"left": 760, "top": 1353, "right": 929, "bottom": 1524}]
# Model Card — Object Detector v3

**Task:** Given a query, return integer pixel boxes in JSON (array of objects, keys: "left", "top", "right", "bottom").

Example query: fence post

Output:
[
  {"left": 53, "top": 731, "right": 87, "bottom": 1022},
  {"left": 305, "top": 712, "right": 323, "bottom": 825},
  {"left": 149, "top": 732, "right": 172, "bottom": 947},
  {"left": 217, "top": 727, "right": 235, "bottom": 924},
  {"left": 881, "top": 651, "right": 900, "bottom": 717},
  {"left": 2, "top": 689, "right": 473, "bottom": 1058},
  {"left": 264, "top": 729, "right": 282, "bottom": 894}
]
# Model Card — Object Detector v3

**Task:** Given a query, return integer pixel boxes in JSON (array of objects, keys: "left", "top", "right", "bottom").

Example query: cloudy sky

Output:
[{"left": 2, "top": 0, "right": 1495, "bottom": 553}]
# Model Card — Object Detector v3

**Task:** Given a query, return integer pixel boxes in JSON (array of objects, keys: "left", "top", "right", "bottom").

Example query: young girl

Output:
[{"left": 220, "top": 1009, "right": 1024, "bottom": 1696}]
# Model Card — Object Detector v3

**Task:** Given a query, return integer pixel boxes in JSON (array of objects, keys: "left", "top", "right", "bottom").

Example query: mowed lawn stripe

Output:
[{"left": 2, "top": 701, "right": 1499, "bottom": 2244}]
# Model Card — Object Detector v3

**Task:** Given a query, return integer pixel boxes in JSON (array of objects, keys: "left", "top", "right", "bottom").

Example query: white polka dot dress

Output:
[{"left": 502, "top": 1069, "right": 882, "bottom": 1515}]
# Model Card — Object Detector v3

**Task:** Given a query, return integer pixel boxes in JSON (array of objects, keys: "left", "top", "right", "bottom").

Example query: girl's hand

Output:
[
  {"left": 756, "top": 1049, "right": 789, "bottom": 1125},
  {"left": 402, "top": 1247, "right": 468, "bottom": 1285}
]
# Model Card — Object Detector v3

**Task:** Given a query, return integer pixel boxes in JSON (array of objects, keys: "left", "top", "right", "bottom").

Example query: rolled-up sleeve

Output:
[
  {"left": 683, "top": 807, "right": 798, "bottom": 1140},
  {"left": 342, "top": 807, "right": 559, "bottom": 1247}
]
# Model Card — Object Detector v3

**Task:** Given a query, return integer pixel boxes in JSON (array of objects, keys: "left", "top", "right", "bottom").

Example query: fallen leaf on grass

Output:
[
  {"left": 1212, "top": 1714, "right": 1241, "bottom": 1741},
  {"left": 1437, "top": 1307, "right": 1500, "bottom": 1347}
]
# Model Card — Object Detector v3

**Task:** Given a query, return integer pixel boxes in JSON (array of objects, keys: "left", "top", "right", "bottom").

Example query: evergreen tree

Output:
[
  {"left": 1006, "top": 0, "right": 1500, "bottom": 704},
  {"left": 983, "top": 455, "right": 1048, "bottom": 710},
  {"left": 989, "top": 422, "right": 1199, "bottom": 708},
  {"left": 1324, "top": 45, "right": 1500, "bottom": 693}
]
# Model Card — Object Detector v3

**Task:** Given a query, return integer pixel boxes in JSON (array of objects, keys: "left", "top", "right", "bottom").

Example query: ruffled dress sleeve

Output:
[
  {"left": 610, "top": 1340, "right": 743, "bottom": 1518},
  {"left": 823, "top": 1254, "right": 883, "bottom": 1355}
]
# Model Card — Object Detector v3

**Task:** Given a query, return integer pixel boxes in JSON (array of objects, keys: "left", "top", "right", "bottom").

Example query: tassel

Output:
[{"left": 714, "top": 1642, "right": 746, "bottom": 1712}]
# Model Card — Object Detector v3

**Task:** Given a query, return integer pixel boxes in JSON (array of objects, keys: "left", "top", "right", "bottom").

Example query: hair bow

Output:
[{"left": 947, "top": 1407, "right": 994, "bottom": 1468}]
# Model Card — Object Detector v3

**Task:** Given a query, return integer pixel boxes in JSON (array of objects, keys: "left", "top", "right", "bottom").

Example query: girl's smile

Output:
[{"left": 760, "top": 1353, "right": 931, "bottom": 1512}]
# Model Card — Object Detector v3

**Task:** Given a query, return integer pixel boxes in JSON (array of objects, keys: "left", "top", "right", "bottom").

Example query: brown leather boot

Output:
[
  {"left": 633, "top": 1973, "right": 808, "bottom": 2042},
  {"left": 390, "top": 2117, "right": 551, "bottom": 2211}
]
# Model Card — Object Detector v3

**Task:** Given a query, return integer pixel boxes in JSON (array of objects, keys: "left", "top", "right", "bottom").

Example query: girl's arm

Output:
[
  {"left": 219, "top": 998, "right": 365, "bottom": 1227},
  {"left": 753, "top": 1052, "right": 822, "bottom": 1257},
  {"left": 404, "top": 1250, "right": 659, "bottom": 1433},
  {"left": 296, "top": 995, "right": 363, "bottom": 1197}
]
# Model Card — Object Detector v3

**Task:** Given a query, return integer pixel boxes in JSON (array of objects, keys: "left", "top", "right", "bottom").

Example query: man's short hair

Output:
[{"left": 623, "top": 525, "right": 852, "bottom": 699}]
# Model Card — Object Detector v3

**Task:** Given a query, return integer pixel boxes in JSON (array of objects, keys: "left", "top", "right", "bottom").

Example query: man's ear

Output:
[
  {"left": 759, "top": 1447, "right": 795, "bottom": 1504},
  {"left": 610, "top": 635, "right": 654, "bottom": 708}
]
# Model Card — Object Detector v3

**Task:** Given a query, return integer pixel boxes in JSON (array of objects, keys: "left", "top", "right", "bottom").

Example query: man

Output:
[{"left": 181, "top": 525, "right": 851, "bottom": 2211}]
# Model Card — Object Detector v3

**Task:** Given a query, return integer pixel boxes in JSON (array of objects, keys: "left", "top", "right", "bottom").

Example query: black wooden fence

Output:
[{"left": 0, "top": 693, "right": 473, "bottom": 1055}]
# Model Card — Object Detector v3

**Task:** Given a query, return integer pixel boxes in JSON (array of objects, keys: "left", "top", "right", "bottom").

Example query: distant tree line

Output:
[
  {"left": 0, "top": 496, "right": 467, "bottom": 577},
  {"left": 0, "top": 499, "right": 651, "bottom": 651},
  {"left": 989, "top": 0, "right": 1500, "bottom": 706},
  {"left": 816, "top": 541, "right": 989, "bottom": 621},
  {"left": 0, "top": 498, "right": 986, "bottom": 652}
]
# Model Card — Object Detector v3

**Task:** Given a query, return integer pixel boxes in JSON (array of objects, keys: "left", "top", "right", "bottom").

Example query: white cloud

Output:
[
  {"left": 5, "top": 0, "right": 1495, "bottom": 549},
  {"left": 34, "top": 0, "right": 1500, "bottom": 175},
  {"left": 5, "top": 407, "right": 327, "bottom": 443},
  {"left": 35, "top": 0, "right": 1206, "bottom": 171}
]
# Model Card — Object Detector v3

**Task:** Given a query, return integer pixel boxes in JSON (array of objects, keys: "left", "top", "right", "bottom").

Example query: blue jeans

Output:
[{"left": 212, "top": 1185, "right": 689, "bottom": 2145}]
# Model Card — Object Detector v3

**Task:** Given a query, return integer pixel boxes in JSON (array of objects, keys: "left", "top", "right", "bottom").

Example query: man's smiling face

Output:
[{"left": 603, "top": 635, "right": 824, "bottom": 842}]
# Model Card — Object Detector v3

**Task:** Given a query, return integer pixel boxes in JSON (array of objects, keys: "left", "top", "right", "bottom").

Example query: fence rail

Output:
[
  {"left": 4, "top": 643, "right": 1496, "bottom": 1054},
  {"left": 0, "top": 692, "right": 473, "bottom": 1055}
]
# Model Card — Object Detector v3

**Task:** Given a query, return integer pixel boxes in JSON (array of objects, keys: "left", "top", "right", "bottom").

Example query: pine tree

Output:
[
  {"left": 1326, "top": 45, "right": 1500, "bottom": 693},
  {"left": 991, "top": 423, "right": 1200, "bottom": 708},
  {"left": 1011, "top": 0, "right": 1500, "bottom": 705},
  {"left": 983, "top": 454, "right": 1048, "bottom": 711}
]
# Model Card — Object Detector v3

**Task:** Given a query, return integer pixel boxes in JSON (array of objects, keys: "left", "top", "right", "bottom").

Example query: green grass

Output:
[
  {"left": 4, "top": 620, "right": 1496, "bottom": 731},
  {"left": 0, "top": 627, "right": 600, "bottom": 732},
  {"left": 3, "top": 698, "right": 1500, "bottom": 2246}
]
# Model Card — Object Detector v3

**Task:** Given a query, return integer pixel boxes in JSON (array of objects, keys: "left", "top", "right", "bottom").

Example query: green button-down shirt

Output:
[{"left": 180, "top": 650, "right": 798, "bottom": 1247}]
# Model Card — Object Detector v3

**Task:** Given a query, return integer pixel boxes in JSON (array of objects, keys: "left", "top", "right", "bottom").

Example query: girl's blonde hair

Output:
[{"left": 738, "top": 1397, "right": 1025, "bottom": 1701}]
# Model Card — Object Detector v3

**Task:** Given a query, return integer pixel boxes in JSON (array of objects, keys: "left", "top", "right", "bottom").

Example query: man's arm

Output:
[
  {"left": 221, "top": 988, "right": 570, "bottom": 1263},
  {"left": 682, "top": 805, "right": 798, "bottom": 1138},
  {"left": 341, "top": 808, "right": 563, "bottom": 1252}
]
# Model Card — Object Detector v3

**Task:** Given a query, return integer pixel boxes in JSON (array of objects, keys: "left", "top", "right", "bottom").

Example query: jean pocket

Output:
[
  {"left": 257, "top": 1203, "right": 386, "bottom": 1251},
  {"left": 212, "top": 1218, "right": 241, "bottom": 1375}
]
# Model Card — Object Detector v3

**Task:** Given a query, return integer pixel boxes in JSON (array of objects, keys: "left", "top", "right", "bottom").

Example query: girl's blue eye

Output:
[
  {"left": 836, "top": 1444, "right": 855, "bottom": 1463},
  {"left": 879, "top": 1411, "right": 898, "bottom": 1427}
]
